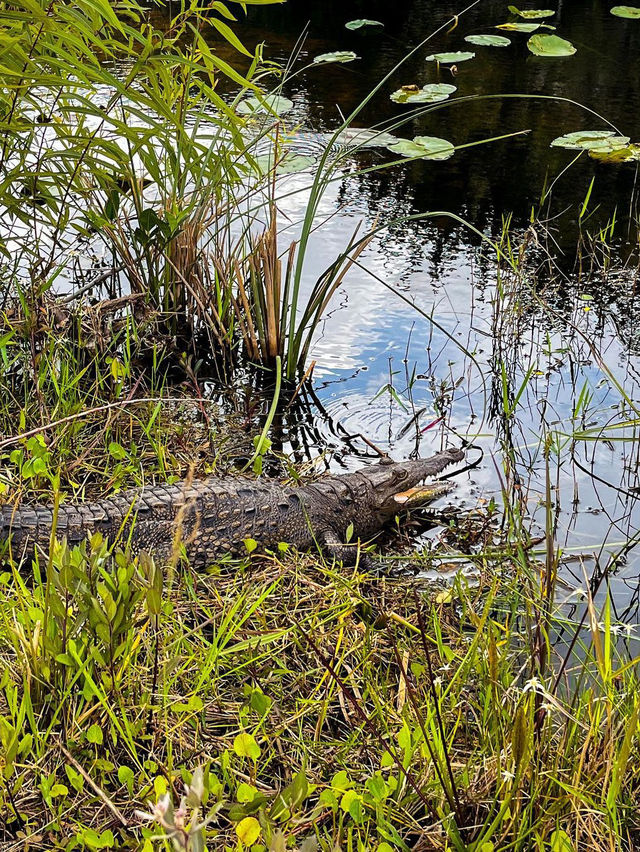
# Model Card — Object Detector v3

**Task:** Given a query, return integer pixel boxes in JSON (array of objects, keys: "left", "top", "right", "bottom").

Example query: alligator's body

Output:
[{"left": 0, "top": 448, "right": 464, "bottom": 567}]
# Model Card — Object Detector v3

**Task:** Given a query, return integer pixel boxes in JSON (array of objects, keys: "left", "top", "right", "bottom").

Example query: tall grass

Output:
[{"left": 2, "top": 515, "right": 639, "bottom": 849}]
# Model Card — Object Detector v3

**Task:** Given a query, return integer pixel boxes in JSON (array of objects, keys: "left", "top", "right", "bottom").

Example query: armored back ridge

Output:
[{"left": 0, "top": 448, "right": 464, "bottom": 568}]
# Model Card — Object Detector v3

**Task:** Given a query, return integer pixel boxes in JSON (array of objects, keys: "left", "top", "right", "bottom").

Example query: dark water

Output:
[
  {"left": 235, "top": 0, "right": 640, "bottom": 248},
  {"left": 193, "top": 0, "right": 640, "bottom": 635}
]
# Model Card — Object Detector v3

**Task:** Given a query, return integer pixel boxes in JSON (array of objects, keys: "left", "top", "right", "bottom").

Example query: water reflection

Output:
[{"left": 213, "top": 0, "right": 640, "bottom": 624}]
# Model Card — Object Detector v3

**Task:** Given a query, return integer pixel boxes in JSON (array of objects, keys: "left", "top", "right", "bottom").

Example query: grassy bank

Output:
[{"left": 2, "top": 501, "right": 640, "bottom": 850}]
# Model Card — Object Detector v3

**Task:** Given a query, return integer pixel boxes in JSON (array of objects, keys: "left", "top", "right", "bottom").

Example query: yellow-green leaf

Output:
[
  {"left": 236, "top": 816, "right": 261, "bottom": 845},
  {"left": 233, "top": 732, "right": 261, "bottom": 759}
]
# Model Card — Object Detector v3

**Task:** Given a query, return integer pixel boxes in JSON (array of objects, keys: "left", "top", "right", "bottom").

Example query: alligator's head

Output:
[{"left": 362, "top": 447, "right": 464, "bottom": 521}]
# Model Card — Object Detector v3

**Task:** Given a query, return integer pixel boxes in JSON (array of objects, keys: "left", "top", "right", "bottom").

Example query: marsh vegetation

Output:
[{"left": 2, "top": 0, "right": 640, "bottom": 849}]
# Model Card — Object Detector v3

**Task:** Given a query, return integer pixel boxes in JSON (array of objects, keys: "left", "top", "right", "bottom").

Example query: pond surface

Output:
[{"left": 213, "top": 0, "right": 640, "bottom": 631}]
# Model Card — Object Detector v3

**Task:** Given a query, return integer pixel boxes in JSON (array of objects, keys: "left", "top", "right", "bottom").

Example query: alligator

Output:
[{"left": 0, "top": 447, "right": 464, "bottom": 568}]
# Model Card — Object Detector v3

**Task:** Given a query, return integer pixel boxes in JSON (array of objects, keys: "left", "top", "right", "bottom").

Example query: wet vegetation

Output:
[{"left": 2, "top": 0, "right": 640, "bottom": 849}]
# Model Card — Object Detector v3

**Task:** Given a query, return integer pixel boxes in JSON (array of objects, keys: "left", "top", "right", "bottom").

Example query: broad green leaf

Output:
[
  {"left": 550, "top": 130, "right": 628, "bottom": 150},
  {"left": 611, "top": 6, "right": 640, "bottom": 17},
  {"left": 313, "top": 51, "right": 359, "bottom": 64},
  {"left": 425, "top": 51, "right": 475, "bottom": 63},
  {"left": 345, "top": 19, "right": 383, "bottom": 29},
  {"left": 237, "top": 95, "right": 293, "bottom": 116},
  {"left": 496, "top": 21, "right": 541, "bottom": 31},
  {"left": 333, "top": 127, "right": 398, "bottom": 148},
  {"left": 527, "top": 33, "right": 576, "bottom": 55},
  {"left": 366, "top": 773, "right": 388, "bottom": 802},
  {"left": 387, "top": 135, "right": 455, "bottom": 161},
  {"left": 237, "top": 782, "right": 257, "bottom": 802},
  {"left": 390, "top": 82, "right": 456, "bottom": 104},
  {"left": 508, "top": 5, "right": 555, "bottom": 18},
  {"left": 589, "top": 143, "right": 640, "bottom": 162},
  {"left": 253, "top": 152, "right": 315, "bottom": 175},
  {"left": 233, "top": 732, "right": 261, "bottom": 759},
  {"left": 584, "top": 135, "right": 632, "bottom": 152},
  {"left": 236, "top": 816, "right": 261, "bottom": 846},
  {"left": 87, "top": 724, "right": 103, "bottom": 744},
  {"left": 118, "top": 765, "right": 135, "bottom": 795},
  {"left": 464, "top": 33, "right": 511, "bottom": 46},
  {"left": 340, "top": 789, "right": 363, "bottom": 823}
]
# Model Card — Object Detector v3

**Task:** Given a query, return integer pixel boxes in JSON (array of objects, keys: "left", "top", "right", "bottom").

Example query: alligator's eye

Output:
[{"left": 395, "top": 469, "right": 409, "bottom": 482}]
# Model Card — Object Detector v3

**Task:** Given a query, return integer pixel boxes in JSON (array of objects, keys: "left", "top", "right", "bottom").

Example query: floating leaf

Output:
[
  {"left": 464, "top": 33, "right": 511, "bottom": 46},
  {"left": 527, "top": 34, "right": 576, "bottom": 55},
  {"left": 254, "top": 152, "right": 315, "bottom": 175},
  {"left": 390, "top": 82, "right": 456, "bottom": 104},
  {"left": 333, "top": 127, "right": 398, "bottom": 148},
  {"left": 611, "top": 6, "right": 640, "bottom": 17},
  {"left": 589, "top": 143, "right": 640, "bottom": 162},
  {"left": 237, "top": 95, "right": 293, "bottom": 116},
  {"left": 585, "top": 135, "right": 631, "bottom": 151},
  {"left": 236, "top": 817, "right": 261, "bottom": 846},
  {"left": 550, "top": 130, "right": 628, "bottom": 150},
  {"left": 508, "top": 5, "right": 555, "bottom": 18},
  {"left": 425, "top": 51, "right": 475, "bottom": 63},
  {"left": 313, "top": 51, "right": 359, "bottom": 64},
  {"left": 496, "top": 21, "right": 541, "bottom": 30},
  {"left": 276, "top": 154, "right": 315, "bottom": 174},
  {"left": 387, "top": 135, "right": 455, "bottom": 160},
  {"left": 345, "top": 19, "right": 383, "bottom": 29}
]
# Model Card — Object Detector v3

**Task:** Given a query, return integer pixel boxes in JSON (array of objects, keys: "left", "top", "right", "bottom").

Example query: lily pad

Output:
[
  {"left": 425, "top": 51, "right": 475, "bottom": 63},
  {"left": 550, "top": 130, "right": 629, "bottom": 151},
  {"left": 334, "top": 128, "right": 398, "bottom": 148},
  {"left": 345, "top": 19, "right": 384, "bottom": 29},
  {"left": 527, "top": 34, "right": 576, "bottom": 55},
  {"left": 496, "top": 21, "right": 541, "bottom": 31},
  {"left": 508, "top": 5, "right": 555, "bottom": 18},
  {"left": 589, "top": 143, "right": 640, "bottom": 162},
  {"left": 254, "top": 152, "right": 316, "bottom": 175},
  {"left": 464, "top": 33, "right": 511, "bottom": 46},
  {"left": 313, "top": 51, "right": 359, "bottom": 64},
  {"left": 611, "top": 6, "right": 640, "bottom": 18},
  {"left": 237, "top": 95, "right": 294, "bottom": 116},
  {"left": 386, "top": 135, "right": 455, "bottom": 161},
  {"left": 390, "top": 83, "right": 457, "bottom": 104}
]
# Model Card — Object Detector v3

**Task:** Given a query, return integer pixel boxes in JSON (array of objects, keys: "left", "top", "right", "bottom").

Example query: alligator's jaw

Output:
[{"left": 392, "top": 481, "right": 453, "bottom": 507}]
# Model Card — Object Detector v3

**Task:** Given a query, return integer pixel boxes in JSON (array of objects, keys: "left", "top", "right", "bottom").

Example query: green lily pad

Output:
[
  {"left": 390, "top": 83, "right": 457, "bottom": 104},
  {"left": 425, "top": 51, "right": 475, "bottom": 63},
  {"left": 527, "top": 34, "right": 576, "bottom": 55},
  {"left": 334, "top": 128, "right": 398, "bottom": 148},
  {"left": 611, "top": 6, "right": 640, "bottom": 18},
  {"left": 464, "top": 34, "right": 511, "bottom": 46},
  {"left": 589, "top": 143, "right": 640, "bottom": 162},
  {"left": 237, "top": 95, "right": 294, "bottom": 116},
  {"left": 313, "top": 51, "right": 359, "bottom": 64},
  {"left": 254, "top": 152, "right": 316, "bottom": 175},
  {"left": 508, "top": 5, "right": 555, "bottom": 18},
  {"left": 345, "top": 19, "right": 384, "bottom": 29},
  {"left": 386, "top": 135, "right": 455, "bottom": 161},
  {"left": 550, "top": 130, "right": 629, "bottom": 151},
  {"left": 496, "top": 21, "right": 541, "bottom": 30}
]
